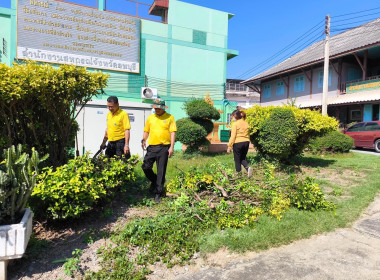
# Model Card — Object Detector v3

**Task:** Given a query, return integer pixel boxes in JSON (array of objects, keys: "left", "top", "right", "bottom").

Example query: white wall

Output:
[{"left": 76, "top": 100, "right": 153, "bottom": 159}]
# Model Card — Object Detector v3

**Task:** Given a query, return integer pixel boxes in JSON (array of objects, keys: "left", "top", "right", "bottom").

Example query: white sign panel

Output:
[{"left": 17, "top": 0, "right": 140, "bottom": 73}]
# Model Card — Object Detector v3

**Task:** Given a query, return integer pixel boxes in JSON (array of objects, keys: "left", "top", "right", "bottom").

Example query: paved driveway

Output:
[{"left": 351, "top": 149, "right": 380, "bottom": 156}]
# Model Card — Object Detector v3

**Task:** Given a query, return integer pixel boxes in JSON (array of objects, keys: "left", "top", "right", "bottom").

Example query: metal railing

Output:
[{"left": 105, "top": 0, "right": 165, "bottom": 23}]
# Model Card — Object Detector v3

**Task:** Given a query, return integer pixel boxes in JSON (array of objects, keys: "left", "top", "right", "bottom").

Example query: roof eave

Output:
[{"left": 243, "top": 40, "right": 380, "bottom": 85}]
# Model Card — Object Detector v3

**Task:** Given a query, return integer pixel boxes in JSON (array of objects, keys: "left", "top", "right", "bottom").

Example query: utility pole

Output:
[{"left": 322, "top": 14, "right": 330, "bottom": 116}]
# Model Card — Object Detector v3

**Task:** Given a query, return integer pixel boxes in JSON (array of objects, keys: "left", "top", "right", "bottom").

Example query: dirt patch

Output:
[
  {"left": 7, "top": 194, "right": 156, "bottom": 280},
  {"left": 300, "top": 167, "right": 363, "bottom": 188}
]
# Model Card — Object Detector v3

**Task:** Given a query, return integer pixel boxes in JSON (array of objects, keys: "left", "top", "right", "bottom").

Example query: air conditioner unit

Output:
[{"left": 141, "top": 87, "right": 158, "bottom": 99}]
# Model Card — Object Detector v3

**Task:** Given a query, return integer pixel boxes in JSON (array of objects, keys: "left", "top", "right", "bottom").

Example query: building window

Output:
[
  {"left": 2, "top": 38, "right": 7, "bottom": 57},
  {"left": 294, "top": 75, "right": 305, "bottom": 92},
  {"left": 350, "top": 109, "right": 361, "bottom": 121},
  {"left": 227, "top": 83, "right": 246, "bottom": 91},
  {"left": 193, "top": 30, "right": 207, "bottom": 45},
  {"left": 263, "top": 84, "right": 271, "bottom": 98},
  {"left": 227, "top": 113, "right": 232, "bottom": 125},
  {"left": 318, "top": 69, "right": 331, "bottom": 88},
  {"left": 276, "top": 81, "right": 285, "bottom": 96}
]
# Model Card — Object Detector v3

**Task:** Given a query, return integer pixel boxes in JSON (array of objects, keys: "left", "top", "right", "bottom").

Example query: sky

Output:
[{"left": 1, "top": 0, "right": 380, "bottom": 80}]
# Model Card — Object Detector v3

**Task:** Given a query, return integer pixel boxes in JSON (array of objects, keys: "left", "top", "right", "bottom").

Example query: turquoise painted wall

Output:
[
  {"left": 4, "top": 0, "right": 238, "bottom": 148},
  {"left": 363, "top": 104, "right": 373, "bottom": 122},
  {"left": 0, "top": 8, "right": 11, "bottom": 65}
]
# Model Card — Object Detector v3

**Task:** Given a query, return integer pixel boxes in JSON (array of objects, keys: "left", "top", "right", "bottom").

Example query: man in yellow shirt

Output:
[
  {"left": 141, "top": 99, "right": 176, "bottom": 203},
  {"left": 100, "top": 96, "right": 131, "bottom": 160}
]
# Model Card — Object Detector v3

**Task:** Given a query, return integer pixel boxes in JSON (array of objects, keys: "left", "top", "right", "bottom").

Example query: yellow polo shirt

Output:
[
  {"left": 107, "top": 109, "right": 131, "bottom": 141},
  {"left": 144, "top": 112, "right": 177, "bottom": 145}
]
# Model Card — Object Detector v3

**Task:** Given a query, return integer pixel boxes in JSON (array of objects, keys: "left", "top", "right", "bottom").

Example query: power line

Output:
[
  {"left": 331, "top": 6, "right": 380, "bottom": 18},
  {"left": 331, "top": 11, "right": 380, "bottom": 23},
  {"left": 332, "top": 17, "right": 380, "bottom": 28},
  {"left": 234, "top": 20, "right": 324, "bottom": 79},
  {"left": 240, "top": 32, "right": 324, "bottom": 80}
]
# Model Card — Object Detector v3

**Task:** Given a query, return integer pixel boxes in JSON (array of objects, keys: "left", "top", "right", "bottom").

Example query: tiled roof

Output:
[
  {"left": 244, "top": 18, "right": 380, "bottom": 83},
  {"left": 298, "top": 89, "right": 380, "bottom": 108}
]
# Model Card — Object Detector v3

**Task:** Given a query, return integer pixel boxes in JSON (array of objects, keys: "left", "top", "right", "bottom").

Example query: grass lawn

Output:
[
  {"left": 160, "top": 151, "right": 380, "bottom": 253},
  {"left": 89, "top": 151, "right": 380, "bottom": 279}
]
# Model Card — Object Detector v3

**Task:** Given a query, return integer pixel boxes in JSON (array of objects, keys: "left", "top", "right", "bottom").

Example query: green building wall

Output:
[
  {"left": 0, "top": 8, "right": 12, "bottom": 65},
  {"left": 2, "top": 0, "right": 238, "bottom": 147}
]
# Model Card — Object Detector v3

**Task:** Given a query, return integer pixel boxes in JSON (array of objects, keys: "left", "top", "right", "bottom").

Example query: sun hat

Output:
[{"left": 152, "top": 99, "right": 168, "bottom": 110}]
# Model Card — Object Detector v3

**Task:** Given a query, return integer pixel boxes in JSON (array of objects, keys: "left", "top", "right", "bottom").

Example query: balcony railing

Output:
[
  {"left": 105, "top": 0, "right": 165, "bottom": 22},
  {"left": 340, "top": 75, "right": 380, "bottom": 94}
]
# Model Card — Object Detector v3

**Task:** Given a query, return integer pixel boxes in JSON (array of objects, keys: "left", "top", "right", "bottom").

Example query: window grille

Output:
[{"left": 2, "top": 38, "right": 7, "bottom": 57}]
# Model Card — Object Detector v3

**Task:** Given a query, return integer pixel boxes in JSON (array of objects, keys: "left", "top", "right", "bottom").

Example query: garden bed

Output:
[{"left": 7, "top": 152, "right": 380, "bottom": 280}]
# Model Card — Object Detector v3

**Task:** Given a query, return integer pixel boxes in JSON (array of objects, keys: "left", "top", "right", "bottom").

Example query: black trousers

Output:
[
  {"left": 141, "top": 145, "right": 170, "bottom": 195},
  {"left": 105, "top": 138, "right": 131, "bottom": 161},
  {"left": 233, "top": 141, "right": 249, "bottom": 172}
]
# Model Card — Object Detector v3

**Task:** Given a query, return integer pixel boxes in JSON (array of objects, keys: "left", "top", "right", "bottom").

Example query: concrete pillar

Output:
[
  {"left": 363, "top": 104, "right": 373, "bottom": 122},
  {"left": 98, "top": 0, "right": 105, "bottom": 11},
  {"left": 0, "top": 260, "right": 8, "bottom": 280}
]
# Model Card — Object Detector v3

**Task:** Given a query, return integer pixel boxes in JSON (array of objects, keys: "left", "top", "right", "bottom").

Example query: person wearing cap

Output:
[
  {"left": 227, "top": 109, "right": 253, "bottom": 177},
  {"left": 141, "top": 99, "right": 177, "bottom": 203},
  {"left": 100, "top": 96, "right": 131, "bottom": 160}
]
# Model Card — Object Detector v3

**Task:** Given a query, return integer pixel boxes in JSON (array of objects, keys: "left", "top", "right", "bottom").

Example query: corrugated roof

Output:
[
  {"left": 329, "top": 89, "right": 380, "bottom": 105},
  {"left": 244, "top": 18, "right": 380, "bottom": 84},
  {"left": 298, "top": 89, "right": 380, "bottom": 108}
]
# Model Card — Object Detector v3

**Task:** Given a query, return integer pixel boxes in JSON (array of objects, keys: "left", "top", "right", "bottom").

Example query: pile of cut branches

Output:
[{"left": 166, "top": 162, "right": 335, "bottom": 228}]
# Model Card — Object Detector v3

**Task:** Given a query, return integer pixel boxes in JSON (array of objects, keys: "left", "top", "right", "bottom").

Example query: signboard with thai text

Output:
[
  {"left": 346, "top": 78, "right": 380, "bottom": 93},
  {"left": 17, "top": 0, "right": 140, "bottom": 73}
]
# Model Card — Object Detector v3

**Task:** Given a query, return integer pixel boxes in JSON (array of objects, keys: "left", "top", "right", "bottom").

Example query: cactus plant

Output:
[{"left": 0, "top": 144, "right": 48, "bottom": 225}]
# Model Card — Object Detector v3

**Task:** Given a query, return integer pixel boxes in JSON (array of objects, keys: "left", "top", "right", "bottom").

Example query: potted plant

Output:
[{"left": 0, "top": 145, "right": 47, "bottom": 279}]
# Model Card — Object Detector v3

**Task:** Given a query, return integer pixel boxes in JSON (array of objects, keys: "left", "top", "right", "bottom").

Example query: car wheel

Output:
[{"left": 375, "top": 139, "right": 380, "bottom": 153}]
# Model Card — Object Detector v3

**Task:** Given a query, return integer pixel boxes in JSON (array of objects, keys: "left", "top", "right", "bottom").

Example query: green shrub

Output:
[
  {"left": 176, "top": 118, "right": 208, "bottom": 149},
  {"left": 255, "top": 108, "right": 299, "bottom": 160},
  {"left": 307, "top": 130, "right": 354, "bottom": 154},
  {"left": 246, "top": 105, "right": 339, "bottom": 161},
  {"left": 289, "top": 177, "right": 336, "bottom": 211},
  {"left": 183, "top": 98, "right": 220, "bottom": 120},
  {"left": 177, "top": 99, "right": 220, "bottom": 153},
  {"left": 31, "top": 154, "right": 137, "bottom": 220},
  {"left": 193, "top": 118, "right": 214, "bottom": 134},
  {"left": 0, "top": 62, "right": 109, "bottom": 167}
]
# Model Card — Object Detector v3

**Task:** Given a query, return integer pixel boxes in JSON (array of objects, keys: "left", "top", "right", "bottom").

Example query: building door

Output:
[{"left": 373, "top": 104, "right": 379, "bottom": 120}]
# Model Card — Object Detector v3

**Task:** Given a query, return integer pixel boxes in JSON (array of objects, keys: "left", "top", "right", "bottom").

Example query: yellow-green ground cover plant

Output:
[{"left": 30, "top": 154, "right": 138, "bottom": 220}]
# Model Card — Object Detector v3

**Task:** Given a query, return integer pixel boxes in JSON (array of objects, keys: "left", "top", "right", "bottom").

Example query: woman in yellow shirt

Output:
[{"left": 227, "top": 110, "right": 253, "bottom": 177}]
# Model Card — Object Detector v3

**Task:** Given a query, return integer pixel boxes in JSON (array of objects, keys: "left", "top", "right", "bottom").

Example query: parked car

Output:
[{"left": 343, "top": 121, "right": 380, "bottom": 153}]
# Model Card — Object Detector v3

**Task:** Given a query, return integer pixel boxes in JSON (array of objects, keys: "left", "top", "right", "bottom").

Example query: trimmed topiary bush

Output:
[
  {"left": 192, "top": 118, "right": 214, "bottom": 134},
  {"left": 307, "top": 130, "right": 354, "bottom": 154},
  {"left": 183, "top": 99, "right": 220, "bottom": 120},
  {"left": 246, "top": 105, "right": 339, "bottom": 161},
  {"left": 256, "top": 108, "right": 299, "bottom": 160},
  {"left": 177, "top": 99, "right": 220, "bottom": 153},
  {"left": 176, "top": 118, "right": 208, "bottom": 149}
]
